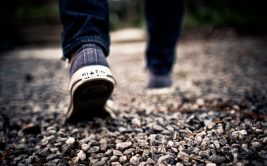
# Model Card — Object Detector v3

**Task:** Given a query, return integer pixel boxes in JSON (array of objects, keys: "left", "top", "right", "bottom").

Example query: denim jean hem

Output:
[
  {"left": 146, "top": 65, "right": 173, "bottom": 76},
  {"left": 62, "top": 36, "right": 109, "bottom": 60}
]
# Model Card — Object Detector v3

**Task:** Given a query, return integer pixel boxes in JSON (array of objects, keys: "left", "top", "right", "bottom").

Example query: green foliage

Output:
[
  {"left": 185, "top": 0, "right": 267, "bottom": 30},
  {"left": 16, "top": 1, "right": 59, "bottom": 24}
]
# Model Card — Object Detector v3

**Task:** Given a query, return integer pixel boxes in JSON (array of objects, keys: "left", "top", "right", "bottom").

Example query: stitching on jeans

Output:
[{"left": 65, "top": 10, "right": 105, "bottom": 20}]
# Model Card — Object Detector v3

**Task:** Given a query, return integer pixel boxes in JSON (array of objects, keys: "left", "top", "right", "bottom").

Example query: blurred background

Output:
[{"left": 0, "top": 0, "right": 266, "bottom": 51}]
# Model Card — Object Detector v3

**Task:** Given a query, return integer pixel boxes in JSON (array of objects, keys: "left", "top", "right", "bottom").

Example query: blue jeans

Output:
[{"left": 59, "top": 0, "right": 184, "bottom": 75}]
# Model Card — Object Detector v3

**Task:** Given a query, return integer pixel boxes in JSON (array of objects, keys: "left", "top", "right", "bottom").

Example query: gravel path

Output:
[{"left": 0, "top": 32, "right": 267, "bottom": 165}]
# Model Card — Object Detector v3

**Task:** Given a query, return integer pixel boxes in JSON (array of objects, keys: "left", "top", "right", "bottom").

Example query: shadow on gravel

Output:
[{"left": 65, "top": 108, "right": 112, "bottom": 124}]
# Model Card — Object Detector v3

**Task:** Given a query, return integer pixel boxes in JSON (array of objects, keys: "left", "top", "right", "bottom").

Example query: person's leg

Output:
[
  {"left": 59, "top": 0, "right": 110, "bottom": 59},
  {"left": 59, "top": 0, "right": 115, "bottom": 121},
  {"left": 145, "top": 0, "right": 184, "bottom": 88}
]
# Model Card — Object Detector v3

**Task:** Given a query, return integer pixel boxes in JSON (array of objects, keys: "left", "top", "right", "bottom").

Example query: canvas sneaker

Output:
[
  {"left": 147, "top": 70, "right": 172, "bottom": 89},
  {"left": 66, "top": 44, "right": 115, "bottom": 121}
]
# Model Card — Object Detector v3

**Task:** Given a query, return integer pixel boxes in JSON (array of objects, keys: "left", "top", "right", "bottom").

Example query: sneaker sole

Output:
[{"left": 66, "top": 65, "right": 115, "bottom": 121}]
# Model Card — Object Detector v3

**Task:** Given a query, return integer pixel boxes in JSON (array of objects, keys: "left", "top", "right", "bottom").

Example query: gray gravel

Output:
[{"left": 0, "top": 33, "right": 267, "bottom": 165}]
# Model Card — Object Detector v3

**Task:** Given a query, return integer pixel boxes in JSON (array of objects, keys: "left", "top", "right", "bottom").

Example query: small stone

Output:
[
  {"left": 38, "top": 148, "right": 50, "bottom": 157},
  {"left": 131, "top": 118, "right": 141, "bottom": 127},
  {"left": 201, "top": 137, "right": 209, "bottom": 147},
  {"left": 137, "top": 139, "right": 148, "bottom": 147},
  {"left": 177, "top": 151, "right": 189, "bottom": 162},
  {"left": 46, "top": 154, "right": 59, "bottom": 161},
  {"left": 214, "top": 140, "right": 220, "bottom": 149},
  {"left": 130, "top": 156, "right": 140, "bottom": 165},
  {"left": 167, "top": 141, "right": 174, "bottom": 147},
  {"left": 231, "top": 130, "right": 247, "bottom": 139},
  {"left": 157, "top": 155, "right": 176, "bottom": 166},
  {"left": 66, "top": 137, "right": 75, "bottom": 145},
  {"left": 100, "top": 139, "right": 108, "bottom": 151},
  {"left": 27, "top": 155, "right": 38, "bottom": 164},
  {"left": 176, "top": 162, "right": 184, "bottom": 166},
  {"left": 81, "top": 144, "right": 90, "bottom": 151},
  {"left": 206, "top": 163, "right": 216, "bottom": 166},
  {"left": 124, "top": 148, "right": 135, "bottom": 155},
  {"left": 94, "top": 159, "right": 107, "bottom": 166},
  {"left": 105, "top": 149, "right": 113, "bottom": 156},
  {"left": 71, "top": 156, "right": 79, "bottom": 164},
  {"left": 113, "top": 149, "right": 123, "bottom": 156},
  {"left": 88, "top": 146, "right": 100, "bottom": 153},
  {"left": 217, "top": 125, "right": 224, "bottom": 134},
  {"left": 171, "top": 147, "right": 178, "bottom": 153},
  {"left": 119, "top": 155, "right": 127, "bottom": 163},
  {"left": 151, "top": 124, "right": 164, "bottom": 132},
  {"left": 149, "top": 134, "right": 164, "bottom": 145},
  {"left": 111, "top": 162, "right": 122, "bottom": 166},
  {"left": 116, "top": 141, "right": 132, "bottom": 150},
  {"left": 255, "top": 129, "right": 263, "bottom": 133},
  {"left": 24, "top": 73, "right": 34, "bottom": 82},
  {"left": 110, "top": 156, "right": 118, "bottom": 162},
  {"left": 142, "top": 149, "right": 150, "bottom": 158},
  {"left": 195, "top": 98, "right": 204, "bottom": 106},
  {"left": 251, "top": 142, "right": 262, "bottom": 150},
  {"left": 138, "top": 162, "right": 146, "bottom": 166},
  {"left": 194, "top": 136, "right": 202, "bottom": 145},
  {"left": 77, "top": 150, "right": 86, "bottom": 161},
  {"left": 263, "top": 137, "right": 267, "bottom": 144},
  {"left": 209, "top": 154, "right": 225, "bottom": 163},
  {"left": 241, "top": 144, "right": 249, "bottom": 152},
  {"left": 147, "top": 158, "right": 155, "bottom": 164}
]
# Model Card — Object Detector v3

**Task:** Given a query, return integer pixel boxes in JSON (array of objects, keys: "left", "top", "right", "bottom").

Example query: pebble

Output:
[
  {"left": 66, "top": 137, "right": 75, "bottom": 145},
  {"left": 88, "top": 146, "right": 100, "bottom": 153},
  {"left": 130, "top": 156, "right": 140, "bottom": 165},
  {"left": 213, "top": 140, "right": 220, "bottom": 149},
  {"left": 131, "top": 118, "right": 141, "bottom": 127},
  {"left": 150, "top": 123, "right": 164, "bottom": 132},
  {"left": 119, "top": 155, "right": 127, "bottom": 163},
  {"left": 251, "top": 142, "right": 262, "bottom": 150},
  {"left": 71, "top": 156, "right": 79, "bottom": 164},
  {"left": 177, "top": 151, "right": 189, "bottom": 162},
  {"left": 167, "top": 141, "right": 174, "bottom": 147},
  {"left": 77, "top": 150, "right": 86, "bottom": 161},
  {"left": 46, "top": 154, "right": 59, "bottom": 161},
  {"left": 110, "top": 156, "right": 118, "bottom": 162},
  {"left": 113, "top": 149, "right": 123, "bottom": 156},
  {"left": 138, "top": 162, "right": 146, "bottom": 166},
  {"left": 105, "top": 149, "right": 113, "bottom": 156},
  {"left": 124, "top": 148, "right": 135, "bottom": 155},
  {"left": 209, "top": 154, "right": 226, "bottom": 163},
  {"left": 137, "top": 139, "right": 148, "bottom": 147},
  {"left": 116, "top": 141, "right": 132, "bottom": 150},
  {"left": 81, "top": 143, "right": 90, "bottom": 151},
  {"left": 231, "top": 130, "right": 247, "bottom": 139},
  {"left": 111, "top": 162, "right": 122, "bottom": 166},
  {"left": 176, "top": 162, "right": 184, "bottom": 166},
  {"left": 194, "top": 136, "right": 202, "bottom": 145},
  {"left": 157, "top": 155, "right": 175, "bottom": 166}
]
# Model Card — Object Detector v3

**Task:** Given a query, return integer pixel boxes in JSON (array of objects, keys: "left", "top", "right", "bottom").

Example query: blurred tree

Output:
[
  {"left": 0, "top": 1, "right": 20, "bottom": 51},
  {"left": 185, "top": 0, "right": 267, "bottom": 32}
]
